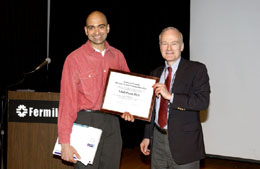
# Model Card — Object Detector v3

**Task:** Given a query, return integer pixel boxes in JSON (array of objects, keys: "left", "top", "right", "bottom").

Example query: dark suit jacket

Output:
[{"left": 144, "top": 58, "right": 210, "bottom": 164}]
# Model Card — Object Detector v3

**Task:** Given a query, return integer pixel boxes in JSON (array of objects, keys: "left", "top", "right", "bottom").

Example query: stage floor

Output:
[{"left": 120, "top": 146, "right": 260, "bottom": 169}]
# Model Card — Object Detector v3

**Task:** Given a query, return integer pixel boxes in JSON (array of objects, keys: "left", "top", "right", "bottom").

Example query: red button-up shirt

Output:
[{"left": 58, "top": 40, "right": 129, "bottom": 143}]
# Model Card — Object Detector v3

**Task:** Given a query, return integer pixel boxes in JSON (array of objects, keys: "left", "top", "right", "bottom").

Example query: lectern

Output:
[{"left": 7, "top": 91, "right": 73, "bottom": 169}]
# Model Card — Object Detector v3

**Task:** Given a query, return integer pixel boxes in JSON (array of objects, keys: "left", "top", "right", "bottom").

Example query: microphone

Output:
[
  {"left": 24, "top": 58, "right": 51, "bottom": 75},
  {"left": 35, "top": 58, "right": 51, "bottom": 71}
]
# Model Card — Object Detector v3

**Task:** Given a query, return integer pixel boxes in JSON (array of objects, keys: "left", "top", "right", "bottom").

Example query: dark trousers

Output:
[
  {"left": 151, "top": 126, "right": 200, "bottom": 169},
  {"left": 74, "top": 110, "right": 122, "bottom": 169}
]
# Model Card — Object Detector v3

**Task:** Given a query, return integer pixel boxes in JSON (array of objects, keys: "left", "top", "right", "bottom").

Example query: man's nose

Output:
[{"left": 167, "top": 44, "right": 173, "bottom": 50}]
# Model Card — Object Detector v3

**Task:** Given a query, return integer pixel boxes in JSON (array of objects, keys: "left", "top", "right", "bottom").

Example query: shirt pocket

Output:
[{"left": 79, "top": 70, "right": 102, "bottom": 97}]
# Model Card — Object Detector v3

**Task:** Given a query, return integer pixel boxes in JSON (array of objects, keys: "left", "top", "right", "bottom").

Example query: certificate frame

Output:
[{"left": 101, "top": 69, "right": 159, "bottom": 122}]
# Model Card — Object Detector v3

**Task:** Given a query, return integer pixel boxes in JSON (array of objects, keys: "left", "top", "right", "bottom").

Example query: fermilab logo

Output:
[
  {"left": 16, "top": 105, "right": 28, "bottom": 117},
  {"left": 9, "top": 100, "right": 59, "bottom": 123},
  {"left": 16, "top": 104, "right": 58, "bottom": 118}
]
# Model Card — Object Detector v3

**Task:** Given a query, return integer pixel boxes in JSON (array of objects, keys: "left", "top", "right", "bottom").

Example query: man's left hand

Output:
[
  {"left": 121, "top": 112, "right": 135, "bottom": 122},
  {"left": 153, "top": 83, "right": 172, "bottom": 100}
]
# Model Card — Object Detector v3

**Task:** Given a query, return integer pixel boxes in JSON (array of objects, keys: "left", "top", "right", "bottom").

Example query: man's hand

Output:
[
  {"left": 121, "top": 112, "right": 135, "bottom": 122},
  {"left": 153, "top": 83, "right": 172, "bottom": 100},
  {"left": 61, "top": 144, "right": 80, "bottom": 163},
  {"left": 140, "top": 138, "right": 151, "bottom": 156}
]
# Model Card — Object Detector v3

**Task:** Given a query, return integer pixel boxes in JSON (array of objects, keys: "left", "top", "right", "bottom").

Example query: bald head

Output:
[
  {"left": 86, "top": 11, "right": 108, "bottom": 26},
  {"left": 84, "top": 11, "right": 110, "bottom": 51}
]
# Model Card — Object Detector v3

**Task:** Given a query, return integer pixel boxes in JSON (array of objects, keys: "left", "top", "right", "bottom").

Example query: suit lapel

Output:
[
  {"left": 154, "top": 66, "right": 164, "bottom": 78},
  {"left": 172, "top": 58, "right": 188, "bottom": 92},
  {"left": 153, "top": 58, "right": 189, "bottom": 92}
]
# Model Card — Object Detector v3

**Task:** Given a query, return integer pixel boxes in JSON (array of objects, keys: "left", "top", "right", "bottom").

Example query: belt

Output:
[
  {"left": 85, "top": 109, "right": 95, "bottom": 112},
  {"left": 155, "top": 124, "right": 168, "bottom": 135},
  {"left": 84, "top": 109, "right": 102, "bottom": 113}
]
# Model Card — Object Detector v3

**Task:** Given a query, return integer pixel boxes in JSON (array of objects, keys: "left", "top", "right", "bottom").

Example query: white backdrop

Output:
[{"left": 190, "top": 0, "right": 260, "bottom": 161}]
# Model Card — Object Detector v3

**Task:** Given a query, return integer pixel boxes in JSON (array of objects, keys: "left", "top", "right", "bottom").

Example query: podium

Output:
[{"left": 7, "top": 91, "right": 73, "bottom": 169}]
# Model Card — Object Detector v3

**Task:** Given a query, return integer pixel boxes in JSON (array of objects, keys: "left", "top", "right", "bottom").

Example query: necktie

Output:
[{"left": 158, "top": 67, "right": 172, "bottom": 128}]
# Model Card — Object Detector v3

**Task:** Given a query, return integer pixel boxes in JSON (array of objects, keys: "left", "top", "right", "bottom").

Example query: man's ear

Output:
[
  {"left": 107, "top": 24, "right": 110, "bottom": 33},
  {"left": 84, "top": 26, "right": 88, "bottom": 36},
  {"left": 181, "top": 43, "right": 184, "bottom": 52}
]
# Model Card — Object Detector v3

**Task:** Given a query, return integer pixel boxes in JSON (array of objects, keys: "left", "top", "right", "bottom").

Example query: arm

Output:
[
  {"left": 140, "top": 115, "right": 155, "bottom": 155},
  {"left": 58, "top": 57, "right": 80, "bottom": 163},
  {"left": 140, "top": 68, "right": 161, "bottom": 154},
  {"left": 170, "top": 64, "right": 210, "bottom": 111}
]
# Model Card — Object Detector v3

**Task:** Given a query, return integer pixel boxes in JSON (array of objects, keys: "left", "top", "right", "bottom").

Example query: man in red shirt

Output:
[{"left": 58, "top": 10, "right": 134, "bottom": 169}]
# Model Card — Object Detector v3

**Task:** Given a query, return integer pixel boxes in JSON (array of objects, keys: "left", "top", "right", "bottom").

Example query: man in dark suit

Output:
[{"left": 140, "top": 27, "right": 210, "bottom": 169}]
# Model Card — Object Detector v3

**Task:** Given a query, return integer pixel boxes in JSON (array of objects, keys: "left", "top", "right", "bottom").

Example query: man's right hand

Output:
[
  {"left": 61, "top": 144, "right": 80, "bottom": 163},
  {"left": 140, "top": 138, "right": 151, "bottom": 156}
]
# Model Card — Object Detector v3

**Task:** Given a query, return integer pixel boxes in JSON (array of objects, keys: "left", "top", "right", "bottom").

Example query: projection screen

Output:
[{"left": 190, "top": 0, "right": 260, "bottom": 161}]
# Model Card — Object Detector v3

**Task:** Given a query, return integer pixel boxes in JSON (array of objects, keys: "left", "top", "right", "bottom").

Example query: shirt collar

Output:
[
  {"left": 85, "top": 40, "right": 111, "bottom": 54},
  {"left": 165, "top": 57, "right": 181, "bottom": 72},
  {"left": 93, "top": 48, "right": 106, "bottom": 56}
]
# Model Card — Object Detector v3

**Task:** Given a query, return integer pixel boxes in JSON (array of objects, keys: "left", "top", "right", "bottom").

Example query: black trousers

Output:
[{"left": 74, "top": 110, "right": 122, "bottom": 169}]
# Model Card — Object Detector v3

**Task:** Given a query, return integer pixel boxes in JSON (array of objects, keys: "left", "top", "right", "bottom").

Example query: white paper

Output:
[
  {"left": 102, "top": 71, "right": 156, "bottom": 118},
  {"left": 53, "top": 123, "right": 102, "bottom": 166}
]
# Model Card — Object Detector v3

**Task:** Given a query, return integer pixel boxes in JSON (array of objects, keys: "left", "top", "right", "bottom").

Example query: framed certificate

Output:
[{"left": 101, "top": 69, "right": 159, "bottom": 122}]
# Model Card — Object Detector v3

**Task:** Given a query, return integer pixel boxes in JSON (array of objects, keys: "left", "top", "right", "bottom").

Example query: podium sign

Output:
[{"left": 8, "top": 99, "right": 58, "bottom": 123}]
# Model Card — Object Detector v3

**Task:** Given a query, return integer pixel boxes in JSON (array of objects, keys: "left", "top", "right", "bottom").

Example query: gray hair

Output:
[{"left": 159, "top": 27, "right": 183, "bottom": 44}]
